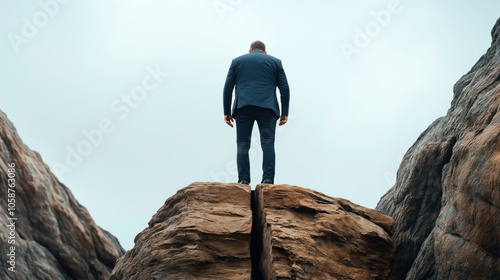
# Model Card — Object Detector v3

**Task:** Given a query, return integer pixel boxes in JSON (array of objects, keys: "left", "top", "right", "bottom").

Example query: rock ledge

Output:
[{"left": 111, "top": 182, "right": 395, "bottom": 280}]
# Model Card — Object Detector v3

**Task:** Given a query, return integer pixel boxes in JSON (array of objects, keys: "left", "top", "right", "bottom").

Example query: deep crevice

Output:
[{"left": 250, "top": 190, "right": 264, "bottom": 280}]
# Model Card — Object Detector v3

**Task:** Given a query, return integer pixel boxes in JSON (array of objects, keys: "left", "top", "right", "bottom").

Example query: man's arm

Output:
[
  {"left": 223, "top": 61, "right": 236, "bottom": 117},
  {"left": 277, "top": 60, "right": 290, "bottom": 118}
]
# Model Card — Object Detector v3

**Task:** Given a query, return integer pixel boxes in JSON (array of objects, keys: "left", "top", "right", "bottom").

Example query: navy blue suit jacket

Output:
[{"left": 223, "top": 50, "right": 290, "bottom": 118}]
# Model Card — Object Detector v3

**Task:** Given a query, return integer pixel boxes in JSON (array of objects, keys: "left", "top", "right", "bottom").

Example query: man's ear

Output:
[{"left": 264, "top": 51, "right": 267, "bottom": 54}]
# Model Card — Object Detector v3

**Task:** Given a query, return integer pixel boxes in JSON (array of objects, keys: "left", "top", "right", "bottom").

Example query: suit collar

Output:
[{"left": 251, "top": 49, "right": 264, "bottom": 54}]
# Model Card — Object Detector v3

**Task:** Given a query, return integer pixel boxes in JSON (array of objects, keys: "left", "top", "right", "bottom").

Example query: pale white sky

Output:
[{"left": 1, "top": 0, "right": 499, "bottom": 250}]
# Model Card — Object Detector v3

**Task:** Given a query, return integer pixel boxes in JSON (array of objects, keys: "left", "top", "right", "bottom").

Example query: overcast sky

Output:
[{"left": 2, "top": 0, "right": 499, "bottom": 250}]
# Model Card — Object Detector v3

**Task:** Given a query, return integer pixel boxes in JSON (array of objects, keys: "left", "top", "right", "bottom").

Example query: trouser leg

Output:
[
  {"left": 235, "top": 109, "right": 255, "bottom": 183},
  {"left": 256, "top": 109, "right": 278, "bottom": 183}
]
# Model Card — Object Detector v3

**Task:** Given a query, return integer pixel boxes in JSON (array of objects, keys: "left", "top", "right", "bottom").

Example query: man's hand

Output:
[
  {"left": 279, "top": 115, "right": 288, "bottom": 126},
  {"left": 224, "top": 115, "right": 234, "bottom": 127}
]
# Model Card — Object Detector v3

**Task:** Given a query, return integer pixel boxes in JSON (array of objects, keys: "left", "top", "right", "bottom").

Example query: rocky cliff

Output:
[
  {"left": 0, "top": 110, "right": 125, "bottom": 279},
  {"left": 111, "top": 182, "right": 395, "bottom": 280},
  {"left": 377, "top": 18, "right": 500, "bottom": 280}
]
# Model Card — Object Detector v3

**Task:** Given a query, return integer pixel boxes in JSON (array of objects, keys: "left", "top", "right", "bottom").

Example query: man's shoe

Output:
[
  {"left": 238, "top": 180, "right": 250, "bottom": 185},
  {"left": 261, "top": 179, "right": 273, "bottom": 184}
]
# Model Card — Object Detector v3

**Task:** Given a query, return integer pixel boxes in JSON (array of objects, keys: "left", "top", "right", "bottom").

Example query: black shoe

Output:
[
  {"left": 261, "top": 179, "right": 273, "bottom": 184},
  {"left": 238, "top": 180, "right": 250, "bottom": 185}
]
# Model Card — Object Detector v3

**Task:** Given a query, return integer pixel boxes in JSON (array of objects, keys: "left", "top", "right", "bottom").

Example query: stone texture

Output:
[
  {"left": 377, "top": 17, "right": 500, "bottom": 280},
  {"left": 110, "top": 182, "right": 253, "bottom": 280},
  {"left": 0, "top": 109, "right": 125, "bottom": 279},
  {"left": 254, "top": 184, "right": 395, "bottom": 280},
  {"left": 111, "top": 183, "right": 395, "bottom": 279}
]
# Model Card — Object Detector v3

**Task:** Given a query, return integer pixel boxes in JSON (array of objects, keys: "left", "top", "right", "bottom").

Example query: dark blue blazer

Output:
[{"left": 223, "top": 50, "right": 290, "bottom": 118}]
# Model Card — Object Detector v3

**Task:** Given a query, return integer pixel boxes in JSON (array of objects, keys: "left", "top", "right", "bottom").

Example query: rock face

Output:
[
  {"left": 0, "top": 110, "right": 125, "bottom": 279},
  {"left": 110, "top": 182, "right": 253, "bottom": 280},
  {"left": 377, "top": 18, "right": 500, "bottom": 280},
  {"left": 111, "top": 182, "right": 395, "bottom": 279},
  {"left": 254, "top": 184, "right": 395, "bottom": 280}
]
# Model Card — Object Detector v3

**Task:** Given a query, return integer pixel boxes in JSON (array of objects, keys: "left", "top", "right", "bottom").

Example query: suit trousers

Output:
[{"left": 234, "top": 105, "right": 279, "bottom": 183}]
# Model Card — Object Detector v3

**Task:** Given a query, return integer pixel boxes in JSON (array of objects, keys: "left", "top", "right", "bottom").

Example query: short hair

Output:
[{"left": 250, "top": 41, "right": 266, "bottom": 52}]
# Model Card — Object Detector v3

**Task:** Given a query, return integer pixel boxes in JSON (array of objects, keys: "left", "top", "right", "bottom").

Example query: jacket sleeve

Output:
[
  {"left": 277, "top": 61, "right": 290, "bottom": 116},
  {"left": 223, "top": 61, "right": 236, "bottom": 116}
]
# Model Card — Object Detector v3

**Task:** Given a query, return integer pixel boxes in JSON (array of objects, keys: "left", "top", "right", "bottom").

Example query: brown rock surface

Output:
[
  {"left": 111, "top": 183, "right": 395, "bottom": 279},
  {"left": 377, "top": 18, "right": 500, "bottom": 280},
  {"left": 110, "top": 182, "right": 253, "bottom": 280},
  {"left": 0, "top": 109, "right": 125, "bottom": 279},
  {"left": 254, "top": 184, "right": 395, "bottom": 280}
]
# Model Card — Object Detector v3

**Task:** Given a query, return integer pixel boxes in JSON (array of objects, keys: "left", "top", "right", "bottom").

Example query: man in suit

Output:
[{"left": 223, "top": 41, "right": 290, "bottom": 185}]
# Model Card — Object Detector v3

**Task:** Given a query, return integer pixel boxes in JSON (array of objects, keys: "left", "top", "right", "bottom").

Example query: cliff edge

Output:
[
  {"left": 0, "top": 110, "right": 125, "bottom": 279},
  {"left": 111, "top": 182, "right": 395, "bottom": 280},
  {"left": 377, "top": 18, "right": 500, "bottom": 280}
]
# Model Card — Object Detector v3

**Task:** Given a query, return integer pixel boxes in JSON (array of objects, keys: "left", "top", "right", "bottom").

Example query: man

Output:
[{"left": 223, "top": 40, "right": 290, "bottom": 185}]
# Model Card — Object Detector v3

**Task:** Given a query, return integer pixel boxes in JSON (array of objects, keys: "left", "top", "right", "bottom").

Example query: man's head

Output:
[{"left": 249, "top": 41, "right": 267, "bottom": 54}]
